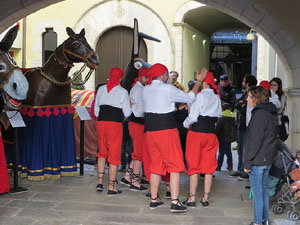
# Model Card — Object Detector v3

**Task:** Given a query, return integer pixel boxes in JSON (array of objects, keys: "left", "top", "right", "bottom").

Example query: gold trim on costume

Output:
[
  {"left": 20, "top": 171, "right": 77, "bottom": 181},
  {"left": 17, "top": 165, "right": 77, "bottom": 173}
]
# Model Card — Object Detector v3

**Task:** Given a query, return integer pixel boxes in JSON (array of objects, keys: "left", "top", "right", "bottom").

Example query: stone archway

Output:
[
  {"left": 73, "top": 0, "right": 175, "bottom": 90},
  {"left": 173, "top": 0, "right": 300, "bottom": 149},
  {"left": 0, "top": 0, "right": 64, "bottom": 33},
  {"left": 195, "top": 0, "right": 300, "bottom": 90}
]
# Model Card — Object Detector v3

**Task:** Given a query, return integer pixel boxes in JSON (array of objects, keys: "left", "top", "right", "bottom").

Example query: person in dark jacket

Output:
[
  {"left": 216, "top": 103, "right": 237, "bottom": 171},
  {"left": 244, "top": 86, "right": 277, "bottom": 225},
  {"left": 229, "top": 74, "right": 257, "bottom": 179},
  {"left": 218, "top": 75, "right": 236, "bottom": 111}
]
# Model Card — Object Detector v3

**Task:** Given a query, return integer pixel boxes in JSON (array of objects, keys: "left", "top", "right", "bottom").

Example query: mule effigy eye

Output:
[
  {"left": 72, "top": 42, "right": 80, "bottom": 48},
  {"left": 0, "top": 64, "right": 6, "bottom": 71}
]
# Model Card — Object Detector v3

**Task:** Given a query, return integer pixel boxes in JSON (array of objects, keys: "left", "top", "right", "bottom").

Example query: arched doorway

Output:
[{"left": 95, "top": 26, "right": 147, "bottom": 86}]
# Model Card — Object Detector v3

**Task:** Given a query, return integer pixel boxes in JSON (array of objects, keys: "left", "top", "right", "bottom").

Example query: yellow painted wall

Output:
[
  {"left": 23, "top": 0, "right": 188, "bottom": 68},
  {"left": 182, "top": 24, "right": 209, "bottom": 88}
]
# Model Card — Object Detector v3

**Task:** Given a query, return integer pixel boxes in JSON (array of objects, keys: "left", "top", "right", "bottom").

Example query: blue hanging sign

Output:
[{"left": 211, "top": 32, "right": 250, "bottom": 44}]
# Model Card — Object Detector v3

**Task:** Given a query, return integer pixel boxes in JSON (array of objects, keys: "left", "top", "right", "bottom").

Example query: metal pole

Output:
[
  {"left": 80, "top": 120, "right": 84, "bottom": 175},
  {"left": 12, "top": 128, "right": 18, "bottom": 189},
  {"left": 10, "top": 128, "right": 28, "bottom": 193}
]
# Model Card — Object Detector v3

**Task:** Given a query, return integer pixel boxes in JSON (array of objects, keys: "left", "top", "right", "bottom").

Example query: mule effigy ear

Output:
[
  {"left": 0, "top": 24, "right": 19, "bottom": 51},
  {"left": 66, "top": 27, "right": 76, "bottom": 39},
  {"left": 79, "top": 28, "right": 85, "bottom": 38}
]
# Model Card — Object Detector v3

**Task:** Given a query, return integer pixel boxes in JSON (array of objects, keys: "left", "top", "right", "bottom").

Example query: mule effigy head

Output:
[
  {"left": 64, "top": 27, "right": 99, "bottom": 70},
  {"left": 0, "top": 24, "right": 29, "bottom": 110}
]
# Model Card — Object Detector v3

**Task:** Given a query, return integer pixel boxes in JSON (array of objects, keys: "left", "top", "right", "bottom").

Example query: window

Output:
[{"left": 42, "top": 28, "right": 57, "bottom": 64}]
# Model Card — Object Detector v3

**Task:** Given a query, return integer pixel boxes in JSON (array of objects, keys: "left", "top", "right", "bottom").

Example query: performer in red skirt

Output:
[
  {"left": 183, "top": 71, "right": 221, "bottom": 208},
  {"left": 143, "top": 63, "right": 204, "bottom": 213},
  {"left": 94, "top": 67, "right": 131, "bottom": 195},
  {"left": 0, "top": 127, "right": 9, "bottom": 194},
  {"left": 120, "top": 68, "right": 149, "bottom": 191}
]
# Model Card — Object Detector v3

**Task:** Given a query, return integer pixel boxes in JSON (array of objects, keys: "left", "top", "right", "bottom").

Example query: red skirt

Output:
[
  {"left": 129, "top": 122, "right": 144, "bottom": 162},
  {"left": 185, "top": 131, "right": 219, "bottom": 175},
  {"left": 145, "top": 128, "right": 185, "bottom": 176},
  {"left": 96, "top": 121, "right": 123, "bottom": 165},
  {"left": 0, "top": 131, "right": 9, "bottom": 194}
]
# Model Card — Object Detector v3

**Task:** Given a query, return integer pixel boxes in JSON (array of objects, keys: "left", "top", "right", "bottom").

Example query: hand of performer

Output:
[
  {"left": 130, "top": 101, "right": 133, "bottom": 107},
  {"left": 191, "top": 67, "right": 207, "bottom": 95},
  {"left": 196, "top": 67, "right": 208, "bottom": 82},
  {"left": 244, "top": 168, "right": 251, "bottom": 173},
  {"left": 178, "top": 103, "right": 187, "bottom": 110}
]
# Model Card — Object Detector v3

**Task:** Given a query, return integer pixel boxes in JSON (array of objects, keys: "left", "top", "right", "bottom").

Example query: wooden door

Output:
[{"left": 95, "top": 26, "right": 147, "bottom": 86}]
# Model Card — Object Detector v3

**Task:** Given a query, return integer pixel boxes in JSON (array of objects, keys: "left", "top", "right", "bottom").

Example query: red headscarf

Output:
[
  {"left": 148, "top": 63, "right": 168, "bottom": 84},
  {"left": 107, "top": 67, "right": 124, "bottom": 93},
  {"left": 132, "top": 67, "right": 149, "bottom": 87},
  {"left": 203, "top": 71, "right": 220, "bottom": 97},
  {"left": 259, "top": 80, "right": 270, "bottom": 91}
]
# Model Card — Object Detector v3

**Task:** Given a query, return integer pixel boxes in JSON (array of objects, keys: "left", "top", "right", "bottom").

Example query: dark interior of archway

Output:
[
  {"left": 95, "top": 26, "right": 147, "bottom": 87},
  {"left": 184, "top": 6, "right": 252, "bottom": 91}
]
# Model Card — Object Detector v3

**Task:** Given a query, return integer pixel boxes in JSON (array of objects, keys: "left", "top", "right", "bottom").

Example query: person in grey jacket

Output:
[{"left": 244, "top": 86, "right": 278, "bottom": 225}]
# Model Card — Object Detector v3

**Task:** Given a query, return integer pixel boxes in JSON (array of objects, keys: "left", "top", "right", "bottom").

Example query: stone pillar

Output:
[{"left": 285, "top": 88, "right": 300, "bottom": 153}]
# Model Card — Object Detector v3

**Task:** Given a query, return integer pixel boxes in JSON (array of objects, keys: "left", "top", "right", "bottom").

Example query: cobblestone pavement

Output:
[{"left": 0, "top": 151, "right": 298, "bottom": 225}]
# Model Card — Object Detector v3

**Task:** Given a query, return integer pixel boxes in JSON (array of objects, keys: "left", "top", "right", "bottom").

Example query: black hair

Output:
[
  {"left": 270, "top": 77, "right": 284, "bottom": 101},
  {"left": 170, "top": 71, "right": 179, "bottom": 77},
  {"left": 208, "top": 84, "right": 218, "bottom": 95},
  {"left": 188, "top": 80, "right": 196, "bottom": 91},
  {"left": 222, "top": 103, "right": 230, "bottom": 111},
  {"left": 244, "top": 74, "right": 257, "bottom": 87}
]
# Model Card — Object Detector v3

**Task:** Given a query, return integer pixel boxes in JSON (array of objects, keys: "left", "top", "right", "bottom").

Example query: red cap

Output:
[
  {"left": 132, "top": 67, "right": 149, "bottom": 87},
  {"left": 107, "top": 67, "right": 124, "bottom": 93},
  {"left": 148, "top": 63, "right": 168, "bottom": 84},
  {"left": 259, "top": 80, "right": 270, "bottom": 91},
  {"left": 203, "top": 71, "right": 220, "bottom": 97}
]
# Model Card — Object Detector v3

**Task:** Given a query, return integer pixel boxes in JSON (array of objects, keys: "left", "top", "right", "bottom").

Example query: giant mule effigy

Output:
[
  {"left": 0, "top": 24, "right": 29, "bottom": 193},
  {"left": 18, "top": 27, "right": 99, "bottom": 180}
]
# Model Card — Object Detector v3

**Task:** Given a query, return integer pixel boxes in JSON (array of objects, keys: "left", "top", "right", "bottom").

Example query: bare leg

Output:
[
  {"left": 187, "top": 174, "right": 198, "bottom": 202},
  {"left": 150, "top": 173, "right": 161, "bottom": 201},
  {"left": 97, "top": 157, "right": 106, "bottom": 184},
  {"left": 123, "top": 160, "right": 134, "bottom": 181},
  {"left": 166, "top": 182, "right": 170, "bottom": 192},
  {"left": 170, "top": 172, "right": 180, "bottom": 204},
  {"left": 108, "top": 164, "right": 118, "bottom": 191},
  {"left": 203, "top": 174, "right": 213, "bottom": 201},
  {"left": 132, "top": 160, "right": 142, "bottom": 187}
]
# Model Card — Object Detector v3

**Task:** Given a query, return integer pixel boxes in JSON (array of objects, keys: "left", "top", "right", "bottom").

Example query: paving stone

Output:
[
  {"left": 54, "top": 201, "right": 142, "bottom": 214},
  {"left": 88, "top": 211, "right": 189, "bottom": 224},
  {"left": 7, "top": 199, "right": 58, "bottom": 209},
  {"left": 0, "top": 207, "right": 22, "bottom": 217},
  {"left": 1, "top": 151, "right": 291, "bottom": 225},
  {"left": 16, "top": 208, "right": 88, "bottom": 222},
  {"left": 32, "top": 220, "right": 100, "bottom": 225},
  {"left": 0, "top": 216, "right": 35, "bottom": 225},
  {"left": 29, "top": 184, "right": 72, "bottom": 193},
  {"left": 0, "top": 190, "right": 36, "bottom": 200},
  {"left": 190, "top": 216, "right": 251, "bottom": 225},
  {"left": 0, "top": 198, "right": 13, "bottom": 207}
]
